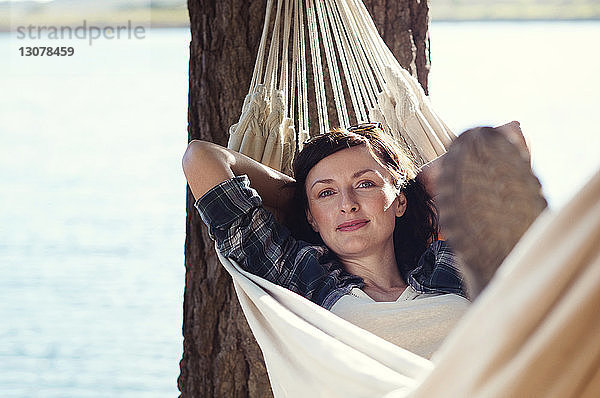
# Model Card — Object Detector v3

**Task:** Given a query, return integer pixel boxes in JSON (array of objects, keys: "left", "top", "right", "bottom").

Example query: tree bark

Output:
[{"left": 180, "top": 1, "right": 431, "bottom": 397}]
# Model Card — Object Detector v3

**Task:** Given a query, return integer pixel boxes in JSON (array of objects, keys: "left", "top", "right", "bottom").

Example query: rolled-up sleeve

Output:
[{"left": 195, "top": 175, "right": 263, "bottom": 238}]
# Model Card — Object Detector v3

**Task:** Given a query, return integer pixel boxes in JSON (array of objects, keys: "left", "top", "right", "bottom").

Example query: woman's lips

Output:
[{"left": 336, "top": 219, "right": 370, "bottom": 231}]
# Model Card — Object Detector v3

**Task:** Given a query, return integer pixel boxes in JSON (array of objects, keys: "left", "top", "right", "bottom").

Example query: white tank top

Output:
[{"left": 330, "top": 286, "right": 470, "bottom": 358}]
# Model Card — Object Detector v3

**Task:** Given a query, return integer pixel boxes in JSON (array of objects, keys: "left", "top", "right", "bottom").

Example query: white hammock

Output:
[
  {"left": 219, "top": 168, "right": 600, "bottom": 398},
  {"left": 227, "top": 0, "right": 454, "bottom": 174}
]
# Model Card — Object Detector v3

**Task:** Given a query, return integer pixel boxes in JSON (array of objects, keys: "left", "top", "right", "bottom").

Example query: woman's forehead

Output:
[{"left": 306, "top": 146, "right": 389, "bottom": 182}]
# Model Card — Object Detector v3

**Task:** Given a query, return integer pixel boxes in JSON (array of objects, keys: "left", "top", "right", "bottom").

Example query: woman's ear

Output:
[
  {"left": 395, "top": 192, "right": 408, "bottom": 217},
  {"left": 305, "top": 208, "right": 319, "bottom": 232}
]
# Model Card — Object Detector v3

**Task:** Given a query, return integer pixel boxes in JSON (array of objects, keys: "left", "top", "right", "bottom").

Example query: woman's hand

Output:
[
  {"left": 416, "top": 121, "right": 529, "bottom": 199},
  {"left": 494, "top": 121, "right": 531, "bottom": 162},
  {"left": 416, "top": 157, "right": 443, "bottom": 200}
]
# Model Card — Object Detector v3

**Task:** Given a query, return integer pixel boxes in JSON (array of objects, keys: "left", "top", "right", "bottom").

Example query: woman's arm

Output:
[
  {"left": 182, "top": 140, "right": 296, "bottom": 214},
  {"left": 183, "top": 142, "right": 333, "bottom": 300}
]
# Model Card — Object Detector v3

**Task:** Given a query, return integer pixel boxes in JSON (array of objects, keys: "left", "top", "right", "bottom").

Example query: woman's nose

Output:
[{"left": 340, "top": 190, "right": 359, "bottom": 213}]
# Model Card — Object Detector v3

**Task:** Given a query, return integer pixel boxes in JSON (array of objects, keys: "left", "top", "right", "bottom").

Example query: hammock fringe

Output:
[{"left": 226, "top": 0, "right": 455, "bottom": 173}]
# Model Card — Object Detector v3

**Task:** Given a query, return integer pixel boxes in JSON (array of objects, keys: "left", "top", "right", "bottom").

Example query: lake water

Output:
[
  {"left": 1, "top": 21, "right": 599, "bottom": 397},
  {"left": 1, "top": 29, "right": 189, "bottom": 397}
]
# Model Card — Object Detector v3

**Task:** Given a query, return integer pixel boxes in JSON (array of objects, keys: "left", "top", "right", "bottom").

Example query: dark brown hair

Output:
[{"left": 288, "top": 125, "right": 439, "bottom": 281}]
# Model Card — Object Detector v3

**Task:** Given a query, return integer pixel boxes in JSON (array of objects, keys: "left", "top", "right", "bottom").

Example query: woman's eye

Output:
[
  {"left": 318, "top": 189, "right": 335, "bottom": 198},
  {"left": 358, "top": 181, "right": 375, "bottom": 188}
]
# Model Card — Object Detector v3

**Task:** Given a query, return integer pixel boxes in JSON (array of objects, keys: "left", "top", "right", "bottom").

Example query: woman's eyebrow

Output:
[
  {"left": 310, "top": 169, "right": 378, "bottom": 189},
  {"left": 352, "top": 168, "right": 377, "bottom": 178},
  {"left": 310, "top": 178, "right": 334, "bottom": 189}
]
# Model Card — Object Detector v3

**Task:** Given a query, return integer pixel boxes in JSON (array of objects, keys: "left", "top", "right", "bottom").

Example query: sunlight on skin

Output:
[{"left": 304, "top": 145, "right": 409, "bottom": 297}]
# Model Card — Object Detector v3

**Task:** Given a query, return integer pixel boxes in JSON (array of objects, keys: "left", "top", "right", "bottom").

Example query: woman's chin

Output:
[{"left": 329, "top": 239, "right": 373, "bottom": 257}]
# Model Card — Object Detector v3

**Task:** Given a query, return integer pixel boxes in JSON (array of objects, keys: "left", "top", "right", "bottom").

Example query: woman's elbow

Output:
[
  {"left": 182, "top": 140, "right": 209, "bottom": 172},
  {"left": 182, "top": 140, "right": 234, "bottom": 199}
]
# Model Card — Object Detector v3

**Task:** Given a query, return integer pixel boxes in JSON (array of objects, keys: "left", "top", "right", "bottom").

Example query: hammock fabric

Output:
[
  {"left": 219, "top": 168, "right": 600, "bottom": 398},
  {"left": 408, "top": 167, "right": 600, "bottom": 398}
]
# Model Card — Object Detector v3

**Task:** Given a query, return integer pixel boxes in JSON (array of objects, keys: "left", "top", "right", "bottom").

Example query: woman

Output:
[{"left": 182, "top": 123, "right": 469, "bottom": 358}]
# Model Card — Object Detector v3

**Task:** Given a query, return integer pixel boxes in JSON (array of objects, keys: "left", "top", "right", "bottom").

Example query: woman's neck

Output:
[{"left": 338, "top": 240, "right": 406, "bottom": 294}]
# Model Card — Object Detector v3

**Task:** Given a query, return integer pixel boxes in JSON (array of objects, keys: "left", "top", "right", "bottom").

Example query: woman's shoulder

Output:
[{"left": 407, "top": 240, "right": 469, "bottom": 299}]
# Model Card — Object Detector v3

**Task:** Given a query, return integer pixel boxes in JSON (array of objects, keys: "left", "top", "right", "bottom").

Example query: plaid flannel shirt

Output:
[{"left": 195, "top": 176, "right": 467, "bottom": 309}]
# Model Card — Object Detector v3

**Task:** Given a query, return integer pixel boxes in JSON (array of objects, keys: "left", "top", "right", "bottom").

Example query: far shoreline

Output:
[
  {"left": 3, "top": 18, "right": 600, "bottom": 34},
  {"left": 431, "top": 17, "right": 600, "bottom": 23}
]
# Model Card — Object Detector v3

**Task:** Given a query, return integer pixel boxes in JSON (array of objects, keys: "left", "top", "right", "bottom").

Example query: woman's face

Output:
[{"left": 304, "top": 145, "right": 407, "bottom": 260}]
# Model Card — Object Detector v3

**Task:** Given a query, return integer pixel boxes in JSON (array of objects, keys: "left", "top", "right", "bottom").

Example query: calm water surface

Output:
[
  {"left": 1, "top": 29, "right": 189, "bottom": 397},
  {"left": 1, "top": 21, "right": 599, "bottom": 397}
]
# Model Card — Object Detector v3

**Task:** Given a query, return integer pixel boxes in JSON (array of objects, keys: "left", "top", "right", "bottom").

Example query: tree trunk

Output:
[{"left": 179, "top": 1, "right": 431, "bottom": 397}]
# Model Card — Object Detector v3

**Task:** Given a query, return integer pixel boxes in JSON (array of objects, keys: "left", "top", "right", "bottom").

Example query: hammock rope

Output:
[{"left": 227, "top": 0, "right": 455, "bottom": 174}]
